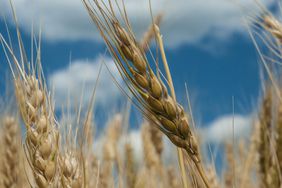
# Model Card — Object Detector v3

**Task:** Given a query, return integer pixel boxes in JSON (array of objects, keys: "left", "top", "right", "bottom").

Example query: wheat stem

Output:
[{"left": 154, "top": 24, "right": 188, "bottom": 188}]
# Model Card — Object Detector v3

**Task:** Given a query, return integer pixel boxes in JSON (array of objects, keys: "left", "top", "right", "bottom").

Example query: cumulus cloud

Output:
[
  {"left": 0, "top": 0, "right": 274, "bottom": 47},
  {"left": 200, "top": 114, "right": 253, "bottom": 144},
  {"left": 48, "top": 57, "right": 123, "bottom": 110}
]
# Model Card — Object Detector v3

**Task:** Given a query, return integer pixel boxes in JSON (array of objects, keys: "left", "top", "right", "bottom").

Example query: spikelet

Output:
[
  {"left": 263, "top": 15, "right": 282, "bottom": 44},
  {"left": 60, "top": 151, "right": 83, "bottom": 188}
]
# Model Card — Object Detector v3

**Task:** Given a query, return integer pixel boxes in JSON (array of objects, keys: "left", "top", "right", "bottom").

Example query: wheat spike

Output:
[
  {"left": 275, "top": 98, "right": 282, "bottom": 185},
  {"left": 82, "top": 1, "right": 209, "bottom": 186},
  {"left": 257, "top": 88, "right": 279, "bottom": 187},
  {"left": 99, "top": 114, "right": 123, "bottom": 188},
  {"left": 1, "top": 116, "right": 22, "bottom": 188},
  {"left": 125, "top": 143, "right": 137, "bottom": 188},
  {"left": 15, "top": 75, "right": 60, "bottom": 188}
]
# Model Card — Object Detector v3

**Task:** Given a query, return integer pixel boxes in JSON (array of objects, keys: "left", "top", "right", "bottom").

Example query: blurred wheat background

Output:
[{"left": 0, "top": 0, "right": 282, "bottom": 187}]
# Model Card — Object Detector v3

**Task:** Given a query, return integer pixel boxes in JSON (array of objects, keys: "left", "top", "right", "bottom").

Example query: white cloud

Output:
[
  {"left": 48, "top": 57, "right": 123, "bottom": 109},
  {"left": 0, "top": 0, "right": 274, "bottom": 47},
  {"left": 200, "top": 114, "right": 253, "bottom": 144}
]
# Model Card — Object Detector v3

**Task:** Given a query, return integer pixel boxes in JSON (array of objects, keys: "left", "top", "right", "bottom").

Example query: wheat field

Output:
[{"left": 0, "top": 0, "right": 282, "bottom": 187}]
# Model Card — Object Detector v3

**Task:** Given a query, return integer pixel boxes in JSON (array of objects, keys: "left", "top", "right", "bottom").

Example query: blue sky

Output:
[{"left": 0, "top": 0, "right": 276, "bottom": 145}]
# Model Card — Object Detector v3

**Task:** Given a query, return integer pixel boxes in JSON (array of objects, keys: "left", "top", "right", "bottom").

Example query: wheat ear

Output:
[
  {"left": 99, "top": 114, "right": 123, "bottom": 188},
  {"left": 15, "top": 74, "right": 60, "bottom": 188},
  {"left": 125, "top": 143, "right": 136, "bottom": 188},
  {"left": 257, "top": 88, "right": 279, "bottom": 187},
  {"left": 82, "top": 0, "right": 209, "bottom": 186},
  {"left": 275, "top": 95, "right": 282, "bottom": 184},
  {"left": 0, "top": 3, "right": 61, "bottom": 186},
  {"left": 1, "top": 116, "right": 21, "bottom": 188}
]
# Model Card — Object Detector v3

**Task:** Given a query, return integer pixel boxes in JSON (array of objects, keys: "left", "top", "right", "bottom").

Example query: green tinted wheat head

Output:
[{"left": 82, "top": 0, "right": 209, "bottom": 186}]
